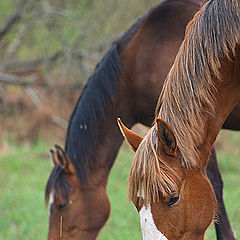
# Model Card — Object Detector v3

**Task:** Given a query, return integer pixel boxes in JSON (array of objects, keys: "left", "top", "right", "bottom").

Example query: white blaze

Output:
[
  {"left": 48, "top": 192, "right": 54, "bottom": 215},
  {"left": 139, "top": 205, "right": 168, "bottom": 240}
]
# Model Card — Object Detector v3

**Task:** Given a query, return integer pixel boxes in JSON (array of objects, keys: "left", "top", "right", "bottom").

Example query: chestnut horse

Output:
[
  {"left": 45, "top": 0, "right": 237, "bottom": 239},
  {"left": 119, "top": 0, "right": 240, "bottom": 239}
]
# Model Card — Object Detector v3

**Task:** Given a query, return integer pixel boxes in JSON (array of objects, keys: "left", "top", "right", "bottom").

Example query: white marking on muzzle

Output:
[{"left": 139, "top": 205, "right": 168, "bottom": 240}]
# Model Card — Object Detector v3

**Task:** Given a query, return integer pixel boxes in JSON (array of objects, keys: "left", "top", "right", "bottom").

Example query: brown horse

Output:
[
  {"left": 119, "top": 0, "right": 240, "bottom": 239},
  {"left": 45, "top": 0, "right": 237, "bottom": 239}
]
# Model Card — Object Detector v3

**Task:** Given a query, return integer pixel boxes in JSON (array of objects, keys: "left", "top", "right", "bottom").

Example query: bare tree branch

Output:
[
  {"left": 25, "top": 86, "right": 41, "bottom": 108},
  {"left": 0, "top": 24, "right": 25, "bottom": 72},
  {"left": 5, "top": 51, "right": 64, "bottom": 71},
  {"left": 0, "top": 72, "right": 84, "bottom": 92},
  {"left": 0, "top": 73, "right": 36, "bottom": 86},
  {"left": 0, "top": 0, "right": 30, "bottom": 41}
]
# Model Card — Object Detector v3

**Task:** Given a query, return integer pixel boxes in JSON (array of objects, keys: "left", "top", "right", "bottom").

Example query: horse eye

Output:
[
  {"left": 57, "top": 202, "right": 68, "bottom": 210},
  {"left": 168, "top": 196, "right": 179, "bottom": 207}
]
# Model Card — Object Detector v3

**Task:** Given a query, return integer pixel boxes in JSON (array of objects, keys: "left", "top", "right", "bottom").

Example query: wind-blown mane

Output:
[
  {"left": 128, "top": 0, "right": 240, "bottom": 205},
  {"left": 156, "top": 0, "right": 240, "bottom": 167}
]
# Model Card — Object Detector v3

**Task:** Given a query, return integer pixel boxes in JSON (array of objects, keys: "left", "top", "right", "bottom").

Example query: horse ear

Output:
[
  {"left": 53, "top": 145, "right": 75, "bottom": 174},
  {"left": 156, "top": 118, "right": 177, "bottom": 156},
  {"left": 50, "top": 149, "right": 58, "bottom": 165},
  {"left": 117, "top": 118, "right": 143, "bottom": 152}
]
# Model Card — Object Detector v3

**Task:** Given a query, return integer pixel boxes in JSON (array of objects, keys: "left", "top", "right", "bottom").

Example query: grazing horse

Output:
[
  {"left": 45, "top": 0, "right": 237, "bottom": 239},
  {"left": 119, "top": 0, "right": 240, "bottom": 239}
]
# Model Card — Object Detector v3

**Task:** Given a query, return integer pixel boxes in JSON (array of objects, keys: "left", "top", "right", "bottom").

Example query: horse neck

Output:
[
  {"left": 197, "top": 49, "right": 240, "bottom": 167},
  {"left": 66, "top": 89, "right": 136, "bottom": 187},
  {"left": 89, "top": 110, "right": 135, "bottom": 184}
]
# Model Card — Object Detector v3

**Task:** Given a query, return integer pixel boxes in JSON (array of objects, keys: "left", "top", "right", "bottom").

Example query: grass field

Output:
[{"left": 0, "top": 130, "right": 239, "bottom": 239}]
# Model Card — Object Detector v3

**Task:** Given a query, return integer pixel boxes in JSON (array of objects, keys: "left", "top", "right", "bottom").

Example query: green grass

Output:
[
  {"left": 0, "top": 141, "right": 50, "bottom": 239},
  {"left": 99, "top": 132, "right": 240, "bottom": 240},
  {"left": 0, "top": 131, "right": 239, "bottom": 239}
]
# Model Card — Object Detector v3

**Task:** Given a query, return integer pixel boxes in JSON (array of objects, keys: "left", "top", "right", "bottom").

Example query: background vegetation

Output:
[
  {"left": 0, "top": 130, "right": 239, "bottom": 239},
  {"left": 0, "top": 0, "right": 239, "bottom": 239},
  {"left": 0, "top": 0, "right": 160, "bottom": 143}
]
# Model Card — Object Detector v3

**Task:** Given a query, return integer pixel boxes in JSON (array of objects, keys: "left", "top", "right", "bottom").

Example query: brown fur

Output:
[
  {"left": 46, "top": 0, "right": 239, "bottom": 239},
  {"left": 128, "top": 0, "right": 240, "bottom": 206},
  {"left": 157, "top": 0, "right": 240, "bottom": 167}
]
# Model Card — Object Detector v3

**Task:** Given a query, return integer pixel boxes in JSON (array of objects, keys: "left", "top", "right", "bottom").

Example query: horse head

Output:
[
  {"left": 46, "top": 145, "right": 110, "bottom": 240},
  {"left": 118, "top": 118, "right": 217, "bottom": 240}
]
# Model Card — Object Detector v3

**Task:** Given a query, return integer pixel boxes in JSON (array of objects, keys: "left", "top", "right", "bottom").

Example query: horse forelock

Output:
[
  {"left": 128, "top": 126, "right": 180, "bottom": 206},
  {"left": 156, "top": 0, "right": 240, "bottom": 168}
]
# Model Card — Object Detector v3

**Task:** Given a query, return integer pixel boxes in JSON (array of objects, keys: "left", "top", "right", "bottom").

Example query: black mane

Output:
[
  {"left": 64, "top": 11, "right": 149, "bottom": 181},
  {"left": 65, "top": 43, "right": 121, "bottom": 180},
  {"left": 46, "top": 3, "right": 163, "bottom": 202}
]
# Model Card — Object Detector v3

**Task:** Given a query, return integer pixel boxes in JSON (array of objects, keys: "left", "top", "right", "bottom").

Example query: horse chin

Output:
[{"left": 47, "top": 188, "right": 110, "bottom": 240}]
